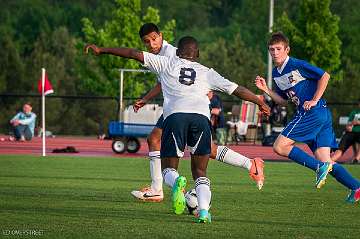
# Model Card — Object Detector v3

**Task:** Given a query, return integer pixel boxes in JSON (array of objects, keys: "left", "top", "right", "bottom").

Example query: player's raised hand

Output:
[
  {"left": 255, "top": 76, "right": 269, "bottom": 93},
  {"left": 84, "top": 44, "right": 101, "bottom": 55},
  {"left": 133, "top": 99, "right": 146, "bottom": 113},
  {"left": 259, "top": 102, "right": 271, "bottom": 116},
  {"left": 302, "top": 100, "right": 317, "bottom": 111}
]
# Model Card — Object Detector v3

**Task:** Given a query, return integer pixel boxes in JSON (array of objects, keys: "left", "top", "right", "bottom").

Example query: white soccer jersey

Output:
[
  {"left": 155, "top": 40, "right": 177, "bottom": 83},
  {"left": 143, "top": 52, "right": 238, "bottom": 119},
  {"left": 159, "top": 40, "right": 177, "bottom": 57}
]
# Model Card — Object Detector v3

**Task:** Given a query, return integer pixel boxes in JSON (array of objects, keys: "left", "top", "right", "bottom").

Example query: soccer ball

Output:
[{"left": 185, "top": 189, "right": 198, "bottom": 215}]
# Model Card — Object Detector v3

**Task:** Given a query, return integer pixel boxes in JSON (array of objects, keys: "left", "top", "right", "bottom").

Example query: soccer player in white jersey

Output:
[
  {"left": 130, "top": 23, "right": 268, "bottom": 202},
  {"left": 85, "top": 36, "right": 270, "bottom": 223}
]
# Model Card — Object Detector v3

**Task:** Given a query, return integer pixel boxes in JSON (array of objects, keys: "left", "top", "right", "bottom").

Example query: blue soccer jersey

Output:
[
  {"left": 274, "top": 56, "right": 337, "bottom": 151},
  {"left": 272, "top": 56, "right": 326, "bottom": 111}
]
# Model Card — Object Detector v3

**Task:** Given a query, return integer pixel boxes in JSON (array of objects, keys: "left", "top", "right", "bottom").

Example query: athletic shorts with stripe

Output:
[
  {"left": 160, "top": 113, "right": 211, "bottom": 158},
  {"left": 281, "top": 106, "right": 338, "bottom": 152},
  {"left": 155, "top": 114, "right": 164, "bottom": 129}
]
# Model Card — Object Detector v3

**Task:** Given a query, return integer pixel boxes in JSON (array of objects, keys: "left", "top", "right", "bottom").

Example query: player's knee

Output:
[
  {"left": 273, "top": 142, "right": 287, "bottom": 156},
  {"left": 273, "top": 137, "right": 294, "bottom": 156}
]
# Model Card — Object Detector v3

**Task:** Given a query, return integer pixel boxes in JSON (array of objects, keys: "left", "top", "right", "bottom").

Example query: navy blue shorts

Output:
[
  {"left": 160, "top": 113, "right": 211, "bottom": 158},
  {"left": 281, "top": 107, "right": 338, "bottom": 152},
  {"left": 155, "top": 114, "right": 164, "bottom": 129}
]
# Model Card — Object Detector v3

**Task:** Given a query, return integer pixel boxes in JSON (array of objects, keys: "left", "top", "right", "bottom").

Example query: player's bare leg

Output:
[
  {"left": 131, "top": 127, "right": 164, "bottom": 202},
  {"left": 210, "top": 142, "right": 264, "bottom": 190}
]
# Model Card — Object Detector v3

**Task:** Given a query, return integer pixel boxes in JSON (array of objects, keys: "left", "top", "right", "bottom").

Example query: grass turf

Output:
[{"left": 0, "top": 155, "right": 359, "bottom": 239}]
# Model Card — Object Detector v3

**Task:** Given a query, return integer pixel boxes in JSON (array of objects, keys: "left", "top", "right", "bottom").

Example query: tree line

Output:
[{"left": 0, "top": 0, "right": 359, "bottom": 135}]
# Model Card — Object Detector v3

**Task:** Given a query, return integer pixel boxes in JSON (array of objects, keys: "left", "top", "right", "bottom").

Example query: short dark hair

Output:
[
  {"left": 177, "top": 36, "right": 199, "bottom": 59},
  {"left": 178, "top": 36, "right": 198, "bottom": 51},
  {"left": 268, "top": 31, "right": 289, "bottom": 48},
  {"left": 24, "top": 102, "right": 32, "bottom": 107},
  {"left": 139, "top": 23, "right": 160, "bottom": 38}
]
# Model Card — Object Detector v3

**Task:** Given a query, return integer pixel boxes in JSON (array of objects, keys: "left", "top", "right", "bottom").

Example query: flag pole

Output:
[{"left": 41, "top": 68, "right": 46, "bottom": 156}]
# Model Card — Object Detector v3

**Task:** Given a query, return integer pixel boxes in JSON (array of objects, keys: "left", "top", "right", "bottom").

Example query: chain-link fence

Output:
[
  {"left": 1, "top": 94, "right": 119, "bottom": 136},
  {"left": 1, "top": 94, "right": 357, "bottom": 139}
]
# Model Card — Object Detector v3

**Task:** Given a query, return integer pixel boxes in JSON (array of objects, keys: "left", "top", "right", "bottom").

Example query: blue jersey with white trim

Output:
[{"left": 272, "top": 57, "right": 326, "bottom": 112}]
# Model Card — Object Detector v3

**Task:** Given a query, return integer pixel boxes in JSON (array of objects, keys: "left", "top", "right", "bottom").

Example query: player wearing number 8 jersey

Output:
[
  {"left": 255, "top": 32, "right": 360, "bottom": 203},
  {"left": 85, "top": 23, "right": 268, "bottom": 204},
  {"left": 134, "top": 24, "right": 266, "bottom": 202},
  {"left": 84, "top": 36, "right": 271, "bottom": 222},
  {"left": 142, "top": 37, "right": 270, "bottom": 222}
]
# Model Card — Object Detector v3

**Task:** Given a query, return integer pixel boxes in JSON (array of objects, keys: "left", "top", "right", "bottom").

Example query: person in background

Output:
[
  {"left": 9, "top": 103, "right": 36, "bottom": 141},
  {"left": 208, "top": 91, "right": 226, "bottom": 145},
  {"left": 331, "top": 98, "right": 360, "bottom": 164}
]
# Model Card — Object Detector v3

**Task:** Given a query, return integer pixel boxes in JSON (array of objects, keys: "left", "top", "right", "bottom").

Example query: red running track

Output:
[{"left": 0, "top": 135, "right": 354, "bottom": 163}]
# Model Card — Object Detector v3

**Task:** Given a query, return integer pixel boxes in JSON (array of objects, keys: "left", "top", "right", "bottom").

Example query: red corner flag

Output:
[{"left": 38, "top": 72, "right": 54, "bottom": 95}]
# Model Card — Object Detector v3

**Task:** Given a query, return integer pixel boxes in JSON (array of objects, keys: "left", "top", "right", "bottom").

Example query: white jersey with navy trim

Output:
[
  {"left": 155, "top": 40, "right": 177, "bottom": 83},
  {"left": 159, "top": 40, "right": 177, "bottom": 57},
  {"left": 143, "top": 52, "right": 238, "bottom": 120}
]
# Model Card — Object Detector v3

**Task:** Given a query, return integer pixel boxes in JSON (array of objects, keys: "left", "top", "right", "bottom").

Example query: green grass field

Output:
[{"left": 0, "top": 155, "right": 359, "bottom": 239}]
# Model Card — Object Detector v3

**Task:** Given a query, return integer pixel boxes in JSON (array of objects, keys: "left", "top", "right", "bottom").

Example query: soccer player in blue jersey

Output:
[{"left": 255, "top": 32, "right": 360, "bottom": 203}]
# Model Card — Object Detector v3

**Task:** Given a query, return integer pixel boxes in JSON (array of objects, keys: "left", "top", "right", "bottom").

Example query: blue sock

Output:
[
  {"left": 288, "top": 147, "right": 324, "bottom": 171},
  {"left": 330, "top": 163, "right": 360, "bottom": 190}
]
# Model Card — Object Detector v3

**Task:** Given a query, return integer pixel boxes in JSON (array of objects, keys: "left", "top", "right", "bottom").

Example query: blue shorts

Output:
[
  {"left": 281, "top": 107, "right": 338, "bottom": 152},
  {"left": 161, "top": 113, "right": 211, "bottom": 158},
  {"left": 155, "top": 114, "right": 164, "bottom": 129}
]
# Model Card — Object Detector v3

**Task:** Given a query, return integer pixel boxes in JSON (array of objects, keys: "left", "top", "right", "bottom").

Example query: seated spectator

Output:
[
  {"left": 9, "top": 103, "right": 36, "bottom": 141},
  {"left": 331, "top": 99, "right": 360, "bottom": 163},
  {"left": 208, "top": 91, "right": 226, "bottom": 145}
]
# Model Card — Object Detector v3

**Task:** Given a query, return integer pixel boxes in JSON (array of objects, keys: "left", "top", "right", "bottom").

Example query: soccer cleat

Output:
[
  {"left": 315, "top": 162, "right": 333, "bottom": 189},
  {"left": 249, "top": 157, "right": 265, "bottom": 190},
  {"left": 195, "top": 209, "right": 212, "bottom": 223},
  {"left": 131, "top": 186, "right": 164, "bottom": 202},
  {"left": 172, "top": 176, "right": 187, "bottom": 215},
  {"left": 345, "top": 188, "right": 360, "bottom": 204}
]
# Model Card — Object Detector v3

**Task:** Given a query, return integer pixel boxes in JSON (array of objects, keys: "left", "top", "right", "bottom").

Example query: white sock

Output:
[
  {"left": 216, "top": 146, "right": 252, "bottom": 171},
  {"left": 149, "top": 151, "right": 163, "bottom": 192},
  {"left": 162, "top": 168, "right": 179, "bottom": 188},
  {"left": 195, "top": 177, "right": 211, "bottom": 211}
]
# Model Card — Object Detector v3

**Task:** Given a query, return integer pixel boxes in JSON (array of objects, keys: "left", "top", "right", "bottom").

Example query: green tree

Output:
[
  {"left": 0, "top": 33, "right": 25, "bottom": 94},
  {"left": 275, "top": 0, "right": 341, "bottom": 79},
  {"left": 23, "top": 27, "right": 117, "bottom": 135},
  {"left": 80, "top": 0, "right": 176, "bottom": 97},
  {"left": 0, "top": 32, "right": 27, "bottom": 134},
  {"left": 201, "top": 34, "right": 266, "bottom": 98}
]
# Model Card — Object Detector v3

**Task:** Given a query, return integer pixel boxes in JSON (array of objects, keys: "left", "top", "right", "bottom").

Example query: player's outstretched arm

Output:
[
  {"left": 255, "top": 76, "right": 287, "bottom": 106},
  {"left": 133, "top": 83, "right": 162, "bottom": 112},
  {"left": 84, "top": 44, "right": 144, "bottom": 63},
  {"left": 142, "top": 83, "right": 162, "bottom": 102},
  {"left": 231, "top": 86, "right": 271, "bottom": 116}
]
